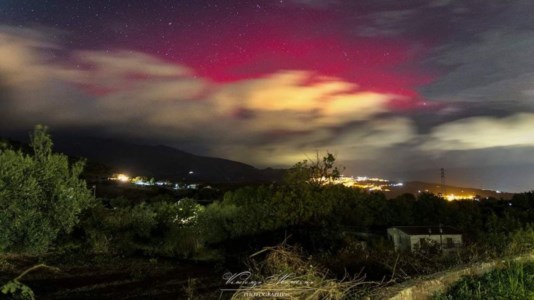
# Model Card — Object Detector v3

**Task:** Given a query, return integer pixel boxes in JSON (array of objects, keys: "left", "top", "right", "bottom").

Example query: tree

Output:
[
  {"left": 279, "top": 152, "right": 346, "bottom": 226},
  {"left": 413, "top": 192, "right": 447, "bottom": 226},
  {"left": 0, "top": 125, "right": 92, "bottom": 254},
  {"left": 284, "top": 152, "right": 343, "bottom": 188}
]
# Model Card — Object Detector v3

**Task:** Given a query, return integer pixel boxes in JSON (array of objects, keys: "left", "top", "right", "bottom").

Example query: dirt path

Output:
[{"left": 2, "top": 256, "right": 227, "bottom": 299}]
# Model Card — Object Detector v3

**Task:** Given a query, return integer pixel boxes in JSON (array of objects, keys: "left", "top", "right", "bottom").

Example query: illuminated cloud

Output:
[
  {"left": 0, "top": 27, "right": 89, "bottom": 128},
  {"left": 65, "top": 51, "right": 194, "bottom": 94},
  {"left": 320, "top": 92, "right": 392, "bottom": 125},
  {"left": 422, "top": 113, "right": 534, "bottom": 151},
  {"left": 0, "top": 27, "right": 58, "bottom": 88},
  {"left": 335, "top": 117, "right": 416, "bottom": 150},
  {"left": 211, "top": 71, "right": 390, "bottom": 130},
  {"left": 224, "top": 118, "right": 417, "bottom": 166},
  {"left": 0, "top": 26, "right": 403, "bottom": 165},
  {"left": 3, "top": 0, "right": 534, "bottom": 191},
  {"left": 215, "top": 71, "right": 355, "bottom": 112},
  {"left": 0, "top": 29, "right": 203, "bottom": 129}
]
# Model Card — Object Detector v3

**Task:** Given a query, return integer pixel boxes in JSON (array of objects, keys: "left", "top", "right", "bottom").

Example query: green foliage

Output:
[
  {"left": 1, "top": 263, "right": 59, "bottom": 300},
  {"left": 197, "top": 154, "right": 391, "bottom": 245},
  {"left": 149, "top": 199, "right": 205, "bottom": 257},
  {"left": 197, "top": 201, "right": 240, "bottom": 244},
  {"left": 474, "top": 223, "right": 534, "bottom": 258},
  {"left": 82, "top": 197, "right": 205, "bottom": 257},
  {"left": 413, "top": 193, "right": 448, "bottom": 225},
  {"left": 434, "top": 262, "right": 534, "bottom": 299},
  {"left": 388, "top": 193, "right": 416, "bottom": 225},
  {"left": 284, "top": 152, "right": 343, "bottom": 188},
  {"left": 1, "top": 280, "right": 34, "bottom": 300},
  {"left": 0, "top": 125, "right": 92, "bottom": 254},
  {"left": 0, "top": 139, "right": 10, "bottom": 151},
  {"left": 506, "top": 225, "right": 534, "bottom": 255},
  {"left": 197, "top": 186, "right": 284, "bottom": 244}
]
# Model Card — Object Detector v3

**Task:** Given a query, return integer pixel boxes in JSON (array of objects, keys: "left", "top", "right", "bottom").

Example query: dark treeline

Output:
[
  {"left": 3, "top": 127, "right": 534, "bottom": 298},
  {"left": 3, "top": 128, "right": 534, "bottom": 261}
]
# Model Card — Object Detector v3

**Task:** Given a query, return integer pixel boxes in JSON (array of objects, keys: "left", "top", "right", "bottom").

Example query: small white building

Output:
[{"left": 387, "top": 226, "right": 462, "bottom": 254}]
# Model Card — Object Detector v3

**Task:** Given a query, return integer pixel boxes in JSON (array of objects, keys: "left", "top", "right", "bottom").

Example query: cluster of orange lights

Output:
[
  {"left": 109, "top": 173, "right": 130, "bottom": 182},
  {"left": 108, "top": 173, "right": 481, "bottom": 202},
  {"left": 444, "top": 194, "right": 475, "bottom": 201},
  {"left": 330, "top": 176, "right": 397, "bottom": 191}
]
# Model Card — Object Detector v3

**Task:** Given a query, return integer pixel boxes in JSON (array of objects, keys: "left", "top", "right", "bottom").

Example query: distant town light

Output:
[
  {"left": 117, "top": 174, "right": 130, "bottom": 182},
  {"left": 445, "top": 193, "right": 475, "bottom": 201},
  {"left": 189, "top": 171, "right": 194, "bottom": 174},
  {"left": 134, "top": 181, "right": 150, "bottom": 186}
]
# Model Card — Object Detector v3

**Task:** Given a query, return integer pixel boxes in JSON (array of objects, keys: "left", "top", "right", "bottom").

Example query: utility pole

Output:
[
  {"left": 439, "top": 223, "right": 443, "bottom": 252},
  {"left": 440, "top": 168, "right": 446, "bottom": 196}
]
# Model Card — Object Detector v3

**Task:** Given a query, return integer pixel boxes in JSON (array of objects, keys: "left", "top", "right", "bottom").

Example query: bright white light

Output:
[{"left": 117, "top": 174, "right": 130, "bottom": 182}]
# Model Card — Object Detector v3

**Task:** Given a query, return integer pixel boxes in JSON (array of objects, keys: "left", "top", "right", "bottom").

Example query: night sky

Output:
[{"left": 2, "top": 0, "right": 534, "bottom": 192}]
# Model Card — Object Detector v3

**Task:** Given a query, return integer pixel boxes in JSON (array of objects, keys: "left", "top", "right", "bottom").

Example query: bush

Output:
[
  {"left": 0, "top": 126, "right": 92, "bottom": 254},
  {"left": 82, "top": 197, "right": 205, "bottom": 257},
  {"left": 434, "top": 262, "right": 534, "bottom": 299}
]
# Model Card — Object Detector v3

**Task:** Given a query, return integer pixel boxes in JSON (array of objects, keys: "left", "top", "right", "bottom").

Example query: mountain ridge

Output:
[
  {"left": 1, "top": 136, "right": 514, "bottom": 198},
  {"left": 51, "top": 136, "right": 284, "bottom": 183}
]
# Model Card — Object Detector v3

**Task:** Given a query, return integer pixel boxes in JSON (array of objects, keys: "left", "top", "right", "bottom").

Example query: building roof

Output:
[{"left": 391, "top": 226, "right": 462, "bottom": 235}]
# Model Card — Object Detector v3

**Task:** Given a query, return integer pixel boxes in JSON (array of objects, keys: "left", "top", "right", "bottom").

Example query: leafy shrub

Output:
[
  {"left": 1, "top": 280, "right": 34, "bottom": 300},
  {"left": 434, "top": 262, "right": 534, "bottom": 299},
  {"left": 82, "top": 197, "right": 205, "bottom": 257},
  {"left": 1, "top": 264, "right": 59, "bottom": 300},
  {"left": 0, "top": 126, "right": 92, "bottom": 254}
]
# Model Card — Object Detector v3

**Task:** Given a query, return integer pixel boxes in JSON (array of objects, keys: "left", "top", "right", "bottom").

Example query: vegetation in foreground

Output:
[
  {"left": 2, "top": 126, "right": 534, "bottom": 299},
  {"left": 434, "top": 262, "right": 534, "bottom": 300}
]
